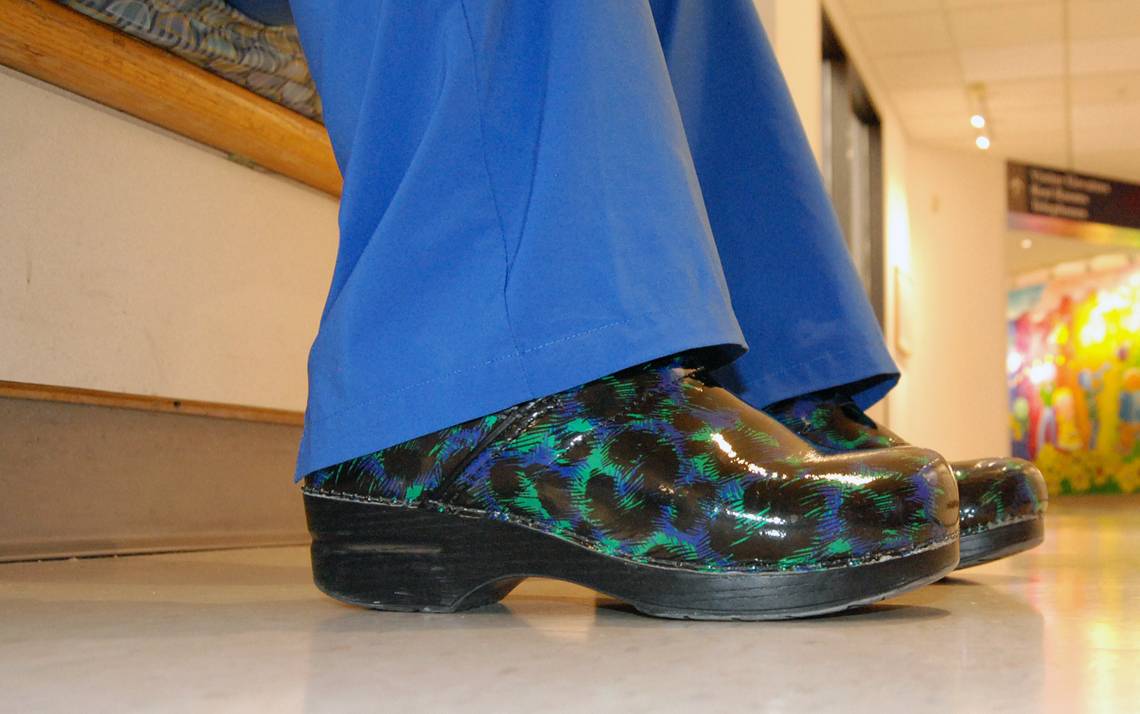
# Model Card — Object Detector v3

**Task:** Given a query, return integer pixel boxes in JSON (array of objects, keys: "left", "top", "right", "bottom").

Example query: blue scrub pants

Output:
[{"left": 288, "top": 0, "right": 897, "bottom": 477}]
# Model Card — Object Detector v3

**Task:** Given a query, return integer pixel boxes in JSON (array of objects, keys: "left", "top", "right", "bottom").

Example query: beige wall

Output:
[
  {"left": 769, "top": 1, "right": 1012, "bottom": 458},
  {"left": 0, "top": 68, "right": 338, "bottom": 411},
  {"left": 755, "top": 0, "right": 823, "bottom": 164},
  {"left": 886, "top": 145, "right": 1009, "bottom": 459}
]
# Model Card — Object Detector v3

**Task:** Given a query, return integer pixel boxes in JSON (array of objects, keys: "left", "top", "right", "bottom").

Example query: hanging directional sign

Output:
[{"left": 1008, "top": 161, "right": 1140, "bottom": 246}]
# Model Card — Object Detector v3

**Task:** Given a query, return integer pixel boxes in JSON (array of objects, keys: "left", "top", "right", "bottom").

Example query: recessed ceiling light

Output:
[
  {"left": 1021, "top": 237, "right": 1033, "bottom": 249},
  {"left": 975, "top": 135, "right": 991, "bottom": 150},
  {"left": 970, "top": 114, "right": 986, "bottom": 129}
]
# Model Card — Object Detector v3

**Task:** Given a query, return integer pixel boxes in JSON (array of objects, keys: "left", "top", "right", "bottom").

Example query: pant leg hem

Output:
[
  {"left": 295, "top": 304, "right": 745, "bottom": 478},
  {"left": 716, "top": 339, "right": 899, "bottom": 412}
]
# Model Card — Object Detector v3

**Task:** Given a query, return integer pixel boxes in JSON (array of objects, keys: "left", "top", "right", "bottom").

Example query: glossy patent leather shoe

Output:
[
  {"left": 767, "top": 393, "right": 1047, "bottom": 569},
  {"left": 302, "top": 363, "right": 959, "bottom": 620}
]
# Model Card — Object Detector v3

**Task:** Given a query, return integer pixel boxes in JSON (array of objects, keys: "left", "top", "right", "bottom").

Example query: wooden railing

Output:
[
  {"left": 0, "top": 380, "right": 304, "bottom": 425},
  {"left": 0, "top": 0, "right": 342, "bottom": 196}
]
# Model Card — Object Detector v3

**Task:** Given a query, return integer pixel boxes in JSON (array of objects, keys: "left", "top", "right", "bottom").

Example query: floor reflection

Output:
[{"left": 0, "top": 496, "right": 1135, "bottom": 713}]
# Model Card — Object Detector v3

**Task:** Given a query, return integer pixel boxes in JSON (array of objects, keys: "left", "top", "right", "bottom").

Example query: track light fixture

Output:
[{"left": 968, "top": 83, "right": 991, "bottom": 150}]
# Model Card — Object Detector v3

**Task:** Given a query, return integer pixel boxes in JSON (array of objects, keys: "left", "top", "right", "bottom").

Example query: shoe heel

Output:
[{"left": 304, "top": 493, "right": 521, "bottom": 612}]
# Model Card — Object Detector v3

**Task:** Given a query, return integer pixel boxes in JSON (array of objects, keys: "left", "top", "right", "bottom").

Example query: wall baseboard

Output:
[{"left": 0, "top": 396, "right": 308, "bottom": 562}]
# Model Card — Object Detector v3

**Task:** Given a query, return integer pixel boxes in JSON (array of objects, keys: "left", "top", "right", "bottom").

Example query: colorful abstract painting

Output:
[{"left": 1008, "top": 263, "right": 1140, "bottom": 495}]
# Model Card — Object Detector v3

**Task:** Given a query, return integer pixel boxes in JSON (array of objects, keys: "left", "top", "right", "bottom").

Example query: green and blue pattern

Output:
[
  {"left": 306, "top": 365, "right": 959, "bottom": 572},
  {"left": 767, "top": 392, "right": 1047, "bottom": 535}
]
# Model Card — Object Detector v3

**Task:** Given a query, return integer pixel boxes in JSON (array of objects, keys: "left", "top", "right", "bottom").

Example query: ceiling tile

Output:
[
  {"left": 905, "top": 131, "right": 1069, "bottom": 170},
  {"left": 840, "top": 0, "right": 942, "bottom": 17},
  {"left": 891, "top": 87, "right": 970, "bottom": 118},
  {"left": 1071, "top": 149, "right": 1140, "bottom": 183},
  {"left": 1071, "top": 101, "right": 1140, "bottom": 152},
  {"left": 1070, "top": 37, "right": 1140, "bottom": 74},
  {"left": 828, "top": 0, "right": 1139, "bottom": 182},
  {"left": 985, "top": 78, "right": 1066, "bottom": 110},
  {"left": 875, "top": 52, "right": 963, "bottom": 88},
  {"left": 1068, "top": 0, "right": 1140, "bottom": 40},
  {"left": 916, "top": 135, "right": 980, "bottom": 154},
  {"left": 986, "top": 126, "right": 1069, "bottom": 167},
  {"left": 948, "top": 3, "right": 1064, "bottom": 49},
  {"left": 1000, "top": 146, "right": 1071, "bottom": 169},
  {"left": 989, "top": 125, "right": 1067, "bottom": 145},
  {"left": 944, "top": 0, "right": 1059, "bottom": 7},
  {"left": 854, "top": 12, "right": 954, "bottom": 56},
  {"left": 1069, "top": 72, "right": 1140, "bottom": 104},
  {"left": 959, "top": 43, "right": 1065, "bottom": 81},
  {"left": 903, "top": 115, "right": 976, "bottom": 142},
  {"left": 989, "top": 107, "right": 1067, "bottom": 134}
]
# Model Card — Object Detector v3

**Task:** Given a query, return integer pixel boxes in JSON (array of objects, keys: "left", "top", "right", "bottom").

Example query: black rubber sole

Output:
[
  {"left": 956, "top": 516, "right": 1044, "bottom": 570},
  {"left": 304, "top": 493, "right": 960, "bottom": 621}
]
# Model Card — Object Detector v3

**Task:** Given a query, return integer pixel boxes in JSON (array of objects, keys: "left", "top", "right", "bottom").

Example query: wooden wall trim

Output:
[
  {"left": 0, "top": 380, "right": 304, "bottom": 426},
  {"left": 0, "top": 0, "right": 342, "bottom": 196}
]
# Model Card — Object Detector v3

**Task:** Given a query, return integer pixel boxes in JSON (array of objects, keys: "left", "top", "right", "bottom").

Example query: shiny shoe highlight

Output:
[
  {"left": 302, "top": 363, "right": 960, "bottom": 620},
  {"left": 767, "top": 391, "right": 1047, "bottom": 569}
]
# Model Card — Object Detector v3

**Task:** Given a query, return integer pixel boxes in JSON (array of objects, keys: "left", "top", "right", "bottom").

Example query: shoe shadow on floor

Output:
[
  {"left": 291, "top": 581, "right": 1044, "bottom": 712},
  {"left": 937, "top": 571, "right": 1041, "bottom": 587},
  {"left": 591, "top": 598, "right": 951, "bottom": 623}
]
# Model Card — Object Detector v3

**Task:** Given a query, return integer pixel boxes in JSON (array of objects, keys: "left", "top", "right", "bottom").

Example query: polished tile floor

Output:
[{"left": 2, "top": 496, "right": 1137, "bottom": 713}]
